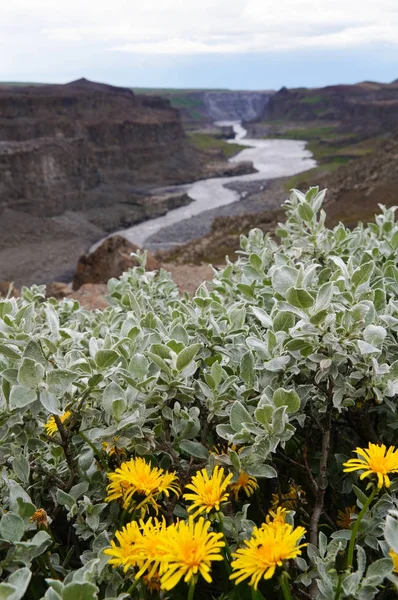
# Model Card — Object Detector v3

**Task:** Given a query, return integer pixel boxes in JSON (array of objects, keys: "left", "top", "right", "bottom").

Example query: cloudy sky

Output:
[{"left": 2, "top": 0, "right": 398, "bottom": 89}]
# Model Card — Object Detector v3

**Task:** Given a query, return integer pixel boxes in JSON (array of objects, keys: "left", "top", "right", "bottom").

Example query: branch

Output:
[
  {"left": 53, "top": 415, "right": 76, "bottom": 491},
  {"left": 309, "top": 411, "right": 332, "bottom": 547}
]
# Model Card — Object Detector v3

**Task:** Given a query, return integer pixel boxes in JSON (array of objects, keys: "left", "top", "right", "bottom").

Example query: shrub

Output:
[{"left": 1, "top": 188, "right": 398, "bottom": 599}]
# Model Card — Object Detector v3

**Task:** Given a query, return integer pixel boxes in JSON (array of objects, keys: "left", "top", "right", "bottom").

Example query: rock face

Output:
[
  {"left": 203, "top": 91, "right": 273, "bottom": 122},
  {"left": 260, "top": 80, "right": 398, "bottom": 135},
  {"left": 0, "top": 78, "right": 199, "bottom": 217},
  {"left": 72, "top": 235, "right": 160, "bottom": 290}
]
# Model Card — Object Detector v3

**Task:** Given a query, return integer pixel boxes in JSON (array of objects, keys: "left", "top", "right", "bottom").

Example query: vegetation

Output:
[
  {"left": 1, "top": 189, "right": 398, "bottom": 599},
  {"left": 188, "top": 132, "right": 249, "bottom": 159}
]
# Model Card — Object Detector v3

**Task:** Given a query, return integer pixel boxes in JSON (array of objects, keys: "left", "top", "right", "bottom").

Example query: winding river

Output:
[{"left": 101, "top": 121, "right": 316, "bottom": 249}]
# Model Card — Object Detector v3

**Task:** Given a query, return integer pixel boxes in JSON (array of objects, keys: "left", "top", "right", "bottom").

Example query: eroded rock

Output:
[{"left": 73, "top": 235, "right": 160, "bottom": 290}]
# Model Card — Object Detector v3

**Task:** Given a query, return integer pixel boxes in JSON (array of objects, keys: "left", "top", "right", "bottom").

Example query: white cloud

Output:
[{"left": 0, "top": 0, "right": 398, "bottom": 80}]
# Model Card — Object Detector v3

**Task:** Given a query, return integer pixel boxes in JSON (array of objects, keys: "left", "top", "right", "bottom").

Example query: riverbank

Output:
[{"left": 0, "top": 138, "right": 255, "bottom": 287}]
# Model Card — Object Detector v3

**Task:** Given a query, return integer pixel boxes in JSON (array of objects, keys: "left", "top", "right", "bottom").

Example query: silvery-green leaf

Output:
[
  {"left": 273, "top": 388, "right": 300, "bottom": 413},
  {"left": 272, "top": 266, "right": 298, "bottom": 296},
  {"left": 179, "top": 440, "right": 209, "bottom": 459},
  {"left": 17, "top": 358, "right": 44, "bottom": 388},
  {"left": 0, "top": 512, "right": 25, "bottom": 542},
  {"left": 176, "top": 344, "right": 201, "bottom": 372},
  {"left": 286, "top": 287, "right": 314, "bottom": 309},
  {"left": 9, "top": 386, "right": 36, "bottom": 409},
  {"left": 230, "top": 401, "right": 253, "bottom": 432}
]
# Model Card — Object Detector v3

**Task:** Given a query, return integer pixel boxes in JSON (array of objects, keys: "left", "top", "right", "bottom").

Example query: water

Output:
[{"left": 95, "top": 121, "right": 316, "bottom": 249}]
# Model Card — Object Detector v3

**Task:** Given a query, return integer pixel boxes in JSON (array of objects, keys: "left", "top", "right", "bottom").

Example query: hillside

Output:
[{"left": 159, "top": 131, "right": 398, "bottom": 265}]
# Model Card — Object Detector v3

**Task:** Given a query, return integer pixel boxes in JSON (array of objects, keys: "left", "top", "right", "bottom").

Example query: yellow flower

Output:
[
  {"left": 336, "top": 506, "right": 357, "bottom": 529},
  {"left": 104, "top": 520, "right": 142, "bottom": 571},
  {"left": 230, "top": 471, "right": 259, "bottom": 501},
  {"left": 271, "top": 483, "right": 306, "bottom": 511},
  {"left": 264, "top": 507, "right": 288, "bottom": 529},
  {"left": 158, "top": 517, "right": 224, "bottom": 590},
  {"left": 104, "top": 517, "right": 169, "bottom": 577},
  {"left": 230, "top": 521, "right": 307, "bottom": 589},
  {"left": 106, "top": 457, "right": 180, "bottom": 513},
  {"left": 390, "top": 549, "right": 398, "bottom": 573},
  {"left": 43, "top": 411, "right": 71, "bottom": 436},
  {"left": 343, "top": 443, "right": 398, "bottom": 489},
  {"left": 212, "top": 442, "right": 240, "bottom": 455},
  {"left": 183, "top": 466, "right": 233, "bottom": 518},
  {"left": 29, "top": 509, "right": 49, "bottom": 528}
]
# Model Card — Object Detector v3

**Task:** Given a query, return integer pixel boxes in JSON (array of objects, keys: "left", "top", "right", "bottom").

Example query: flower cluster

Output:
[
  {"left": 106, "top": 457, "right": 180, "bottom": 514},
  {"left": 105, "top": 516, "right": 225, "bottom": 591}
]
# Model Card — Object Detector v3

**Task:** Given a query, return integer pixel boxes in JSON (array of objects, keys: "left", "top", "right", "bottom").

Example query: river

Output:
[{"left": 99, "top": 121, "right": 316, "bottom": 250}]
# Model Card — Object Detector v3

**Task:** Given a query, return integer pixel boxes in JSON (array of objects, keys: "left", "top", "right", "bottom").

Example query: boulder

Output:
[
  {"left": 70, "top": 283, "right": 109, "bottom": 310},
  {"left": 46, "top": 282, "right": 73, "bottom": 300},
  {"left": 72, "top": 235, "right": 160, "bottom": 290}
]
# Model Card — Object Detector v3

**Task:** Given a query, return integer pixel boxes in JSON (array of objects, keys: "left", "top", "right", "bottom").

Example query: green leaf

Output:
[
  {"left": 23, "top": 340, "right": 47, "bottom": 367},
  {"left": 0, "top": 512, "right": 25, "bottom": 542},
  {"left": 240, "top": 351, "right": 254, "bottom": 388},
  {"left": 384, "top": 512, "right": 398, "bottom": 553},
  {"left": 62, "top": 582, "right": 99, "bottom": 600},
  {"left": 298, "top": 202, "right": 314, "bottom": 222},
  {"left": 129, "top": 354, "right": 149, "bottom": 379},
  {"left": 363, "top": 325, "right": 386, "bottom": 348},
  {"left": 245, "top": 463, "right": 277, "bottom": 479},
  {"left": 17, "top": 358, "right": 44, "bottom": 388},
  {"left": 46, "top": 370, "right": 76, "bottom": 396},
  {"left": 9, "top": 386, "right": 36, "bottom": 410},
  {"left": 39, "top": 390, "right": 62, "bottom": 415},
  {"left": 0, "top": 344, "right": 20, "bottom": 360},
  {"left": 179, "top": 440, "right": 209, "bottom": 459},
  {"left": 272, "top": 266, "right": 298, "bottom": 296},
  {"left": 286, "top": 287, "right": 314, "bottom": 309},
  {"left": 0, "top": 568, "right": 31, "bottom": 600},
  {"left": 273, "top": 388, "right": 300, "bottom": 413},
  {"left": 315, "top": 282, "right": 334, "bottom": 311},
  {"left": 95, "top": 349, "right": 119, "bottom": 369},
  {"left": 176, "top": 344, "right": 201, "bottom": 372},
  {"left": 273, "top": 312, "right": 295, "bottom": 333},
  {"left": 352, "top": 261, "right": 374, "bottom": 289},
  {"left": 13, "top": 455, "right": 30, "bottom": 484},
  {"left": 230, "top": 401, "right": 253, "bottom": 432},
  {"left": 251, "top": 307, "right": 272, "bottom": 328},
  {"left": 365, "top": 558, "right": 394, "bottom": 583}
]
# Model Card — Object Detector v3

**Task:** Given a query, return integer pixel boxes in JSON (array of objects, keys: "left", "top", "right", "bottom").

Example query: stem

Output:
[
  {"left": 346, "top": 486, "right": 378, "bottom": 569},
  {"left": 127, "top": 577, "right": 140, "bottom": 597},
  {"left": 79, "top": 431, "right": 108, "bottom": 471},
  {"left": 279, "top": 571, "right": 293, "bottom": 600},
  {"left": 309, "top": 412, "right": 332, "bottom": 547},
  {"left": 216, "top": 511, "right": 232, "bottom": 573},
  {"left": 187, "top": 580, "right": 196, "bottom": 600},
  {"left": 334, "top": 573, "right": 343, "bottom": 600},
  {"left": 251, "top": 587, "right": 266, "bottom": 600}
]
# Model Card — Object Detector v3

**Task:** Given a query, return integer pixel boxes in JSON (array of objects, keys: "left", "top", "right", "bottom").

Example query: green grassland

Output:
[{"left": 187, "top": 132, "right": 249, "bottom": 159}]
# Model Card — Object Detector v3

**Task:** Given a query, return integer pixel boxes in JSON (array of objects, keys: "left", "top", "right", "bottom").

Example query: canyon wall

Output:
[
  {"left": 260, "top": 80, "right": 398, "bottom": 135},
  {"left": 0, "top": 79, "right": 200, "bottom": 217},
  {"left": 203, "top": 91, "right": 273, "bottom": 122}
]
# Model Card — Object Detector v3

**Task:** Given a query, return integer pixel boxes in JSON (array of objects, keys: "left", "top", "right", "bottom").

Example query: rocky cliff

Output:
[
  {"left": 0, "top": 78, "right": 201, "bottom": 217},
  {"left": 259, "top": 80, "right": 398, "bottom": 136},
  {"left": 203, "top": 91, "right": 273, "bottom": 122}
]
